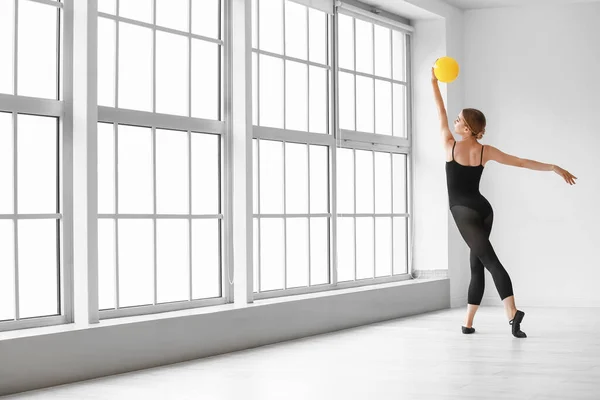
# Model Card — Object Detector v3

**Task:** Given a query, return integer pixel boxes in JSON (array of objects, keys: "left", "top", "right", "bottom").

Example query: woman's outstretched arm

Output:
[
  {"left": 431, "top": 67, "right": 453, "bottom": 144},
  {"left": 485, "top": 145, "right": 578, "bottom": 185}
]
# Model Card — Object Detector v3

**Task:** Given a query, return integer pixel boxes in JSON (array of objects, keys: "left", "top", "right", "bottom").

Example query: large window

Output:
[
  {"left": 97, "top": 0, "right": 225, "bottom": 317},
  {"left": 0, "top": 0, "right": 66, "bottom": 332}
]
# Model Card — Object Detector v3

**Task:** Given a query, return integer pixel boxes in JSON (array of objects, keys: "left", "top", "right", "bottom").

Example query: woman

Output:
[{"left": 431, "top": 67, "right": 577, "bottom": 338}]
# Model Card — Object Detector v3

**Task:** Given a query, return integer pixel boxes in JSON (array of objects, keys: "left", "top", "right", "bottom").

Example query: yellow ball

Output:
[{"left": 434, "top": 57, "right": 460, "bottom": 83}]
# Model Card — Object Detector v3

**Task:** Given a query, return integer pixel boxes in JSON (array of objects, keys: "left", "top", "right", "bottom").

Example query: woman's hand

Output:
[
  {"left": 552, "top": 165, "right": 577, "bottom": 185},
  {"left": 431, "top": 67, "right": 438, "bottom": 84}
]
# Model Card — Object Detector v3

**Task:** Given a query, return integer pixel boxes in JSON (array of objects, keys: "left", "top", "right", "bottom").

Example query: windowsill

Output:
[{"left": 0, "top": 276, "right": 448, "bottom": 342}]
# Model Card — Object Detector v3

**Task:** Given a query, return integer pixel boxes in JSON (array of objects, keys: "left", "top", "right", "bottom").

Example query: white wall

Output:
[{"left": 463, "top": 3, "right": 600, "bottom": 307}]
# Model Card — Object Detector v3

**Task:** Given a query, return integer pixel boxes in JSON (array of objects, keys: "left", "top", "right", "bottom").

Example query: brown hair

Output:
[{"left": 462, "top": 108, "right": 486, "bottom": 140}]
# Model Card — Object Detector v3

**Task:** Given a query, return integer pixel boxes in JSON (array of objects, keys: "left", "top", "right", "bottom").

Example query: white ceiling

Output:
[{"left": 441, "top": 0, "right": 600, "bottom": 9}]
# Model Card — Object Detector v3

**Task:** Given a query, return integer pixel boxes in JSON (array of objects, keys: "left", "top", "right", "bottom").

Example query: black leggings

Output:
[{"left": 450, "top": 205, "right": 514, "bottom": 305}]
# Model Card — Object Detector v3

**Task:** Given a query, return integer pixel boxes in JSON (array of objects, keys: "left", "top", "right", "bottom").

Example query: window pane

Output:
[
  {"left": 355, "top": 150, "right": 373, "bottom": 214},
  {"left": 336, "top": 148, "right": 353, "bottom": 214},
  {"left": 18, "top": 219, "right": 58, "bottom": 319},
  {"left": 285, "top": 1, "right": 307, "bottom": 60},
  {"left": 308, "top": 8, "right": 326, "bottom": 65},
  {"left": 119, "top": 0, "right": 152, "bottom": 24},
  {"left": 260, "top": 218, "right": 284, "bottom": 291},
  {"left": 98, "top": 18, "right": 116, "bottom": 107},
  {"left": 157, "top": 0, "right": 188, "bottom": 32},
  {"left": 118, "top": 23, "right": 152, "bottom": 112},
  {"left": 355, "top": 19, "right": 373, "bottom": 75},
  {"left": 375, "top": 217, "right": 392, "bottom": 277},
  {"left": 192, "top": 219, "right": 220, "bottom": 299},
  {"left": 0, "top": 113, "right": 12, "bottom": 213},
  {"left": 157, "top": 219, "right": 189, "bottom": 303},
  {"left": 259, "top": 0, "right": 283, "bottom": 54},
  {"left": 18, "top": 1, "right": 57, "bottom": 99},
  {"left": 118, "top": 219, "right": 154, "bottom": 308},
  {"left": 393, "top": 83, "right": 407, "bottom": 138},
  {"left": 393, "top": 30, "right": 406, "bottom": 81},
  {"left": 118, "top": 125, "right": 153, "bottom": 214},
  {"left": 156, "top": 32, "right": 188, "bottom": 117},
  {"left": 375, "top": 80, "right": 392, "bottom": 136},
  {"left": 156, "top": 129, "right": 188, "bottom": 214},
  {"left": 98, "top": 219, "right": 116, "bottom": 310},
  {"left": 309, "top": 145, "right": 328, "bottom": 214},
  {"left": 374, "top": 25, "right": 391, "bottom": 78},
  {"left": 309, "top": 66, "right": 327, "bottom": 134},
  {"left": 0, "top": 221, "right": 15, "bottom": 321},
  {"left": 338, "top": 72, "right": 354, "bottom": 131},
  {"left": 336, "top": 217, "right": 354, "bottom": 282},
  {"left": 98, "top": 0, "right": 116, "bottom": 14},
  {"left": 338, "top": 14, "right": 353, "bottom": 70},
  {"left": 17, "top": 115, "right": 57, "bottom": 214},
  {"left": 0, "top": 0, "right": 13, "bottom": 94},
  {"left": 393, "top": 154, "right": 407, "bottom": 214},
  {"left": 192, "top": 0, "right": 219, "bottom": 39},
  {"left": 374, "top": 152, "right": 391, "bottom": 214},
  {"left": 393, "top": 217, "right": 407, "bottom": 274},
  {"left": 285, "top": 61, "right": 307, "bottom": 132},
  {"left": 191, "top": 133, "right": 219, "bottom": 215},
  {"left": 259, "top": 54, "right": 284, "bottom": 129},
  {"left": 356, "top": 217, "right": 374, "bottom": 280},
  {"left": 191, "top": 40, "right": 219, "bottom": 120},
  {"left": 285, "top": 142, "right": 308, "bottom": 214},
  {"left": 356, "top": 76, "right": 374, "bottom": 133},
  {"left": 310, "top": 217, "right": 328, "bottom": 285},
  {"left": 252, "top": 0, "right": 258, "bottom": 48},
  {"left": 97, "top": 123, "right": 115, "bottom": 214},
  {"left": 286, "top": 218, "right": 308, "bottom": 288},
  {"left": 253, "top": 218, "right": 259, "bottom": 292},
  {"left": 252, "top": 53, "right": 258, "bottom": 125},
  {"left": 253, "top": 139, "right": 258, "bottom": 214},
  {"left": 259, "top": 140, "right": 284, "bottom": 214}
]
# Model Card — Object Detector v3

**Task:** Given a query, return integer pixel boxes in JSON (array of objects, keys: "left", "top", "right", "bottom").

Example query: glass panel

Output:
[
  {"left": 356, "top": 76, "right": 374, "bottom": 133},
  {"left": 98, "top": 18, "right": 116, "bottom": 107},
  {"left": 191, "top": 40, "right": 219, "bottom": 120},
  {"left": 97, "top": 123, "right": 115, "bottom": 214},
  {"left": 0, "top": 221, "right": 15, "bottom": 321},
  {"left": 259, "top": 140, "right": 284, "bottom": 214},
  {"left": 393, "top": 83, "right": 407, "bottom": 138},
  {"left": 393, "top": 30, "right": 406, "bottom": 82},
  {"left": 393, "top": 217, "right": 408, "bottom": 275},
  {"left": 374, "top": 152, "right": 391, "bottom": 214},
  {"left": 309, "top": 145, "right": 328, "bottom": 214},
  {"left": 338, "top": 72, "right": 354, "bottom": 131},
  {"left": 393, "top": 154, "right": 407, "bottom": 214},
  {"left": 259, "top": 0, "right": 283, "bottom": 54},
  {"left": 192, "top": 219, "right": 220, "bottom": 299},
  {"left": 253, "top": 139, "right": 258, "bottom": 214},
  {"left": 118, "top": 23, "right": 152, "bottom": 112},
  {"left": 252, "top": 0, "right": 258, "bottom": 48},
  {"left": 286, "top": 218, "right": 309, "bottom": 288},
  {"left": 118, "top": 219, "right": 154, "bottom": 308},
  {"left": 375, "top": 80, "right": 392, "bottom": 136},
  {"left": 0, "top": 113, "right": 12, "bottom": 213},
  {"left": 98, "top": 0, "right": 116, "bottom": 14},
  {"left": 157, "top": 219, "right": 189, "bottom": 303},
  {"left": 310, "top": 217, "right": 328, "bottom": 285},
  {"left": 157, "top": 0, "right": 188, "bottom": 32},
  {"left": 336, "top": 217, "right": 354, "bottom": 282},
  {"left": 17, "top": 115, "right": 57, "bottom": 214},
  {"left": 18, "top": 219, "right": 58, "bottom": 319},
  {"left": 191, "top": 133, "right": 220, "bottom": 215},
  {"left": 259, "top": 55, "right": 284, "bottom": 129},
  {"left": 309, "top": 66, "right": 327, "bottom": 134},
  {"left": 355, "top": 150, "right": 373, "bottom": 214},
  {"left": 375, "top": 217, "right": 392, "bottom": 277},
  {"left": 119, "top": 0, "right": 152, "bottom": 23},
  {"left": 18, "top": 1, "right": 57, "bottom": 99},
  {"left": 156, "top": 32, "right": 188, "bottom": 117},
  {"left": 253, "top": 218, "right": 259, "bottom": 292},
  {"left": 309, "top": 8, "right": 327, "bottom": 65},
  {"left": 0, "top": 0, "right": 12, "bottom": 94},
  {"left": 285, "top": 61, "right": 308, "bottom": 132},
  {"left": 192, "top": 0, "right": 219, "bottom": 39},
  {"left": 252, "top": 53, "right": 258, "bottom": 125},
  {"left": 260, "top": 218, "right": 284, "bottom": 291},
  {"left": 98, "top": 219, "right": 116, "bottom": 310},
  {"left": 118, "top": 125, "right": 153, "bottom": 214},
  {"left": 285, "top": 142, "right": 308, "bottom": 214},
  {"left": 374, "top": 25, "right": 391, "bottom": 79},
  {"left": 337, "top": 13, "right": 353, "bottom": 71},
  {"left": 285, "top": 1, "right": 307, "bottom": 60},
  {"left": 156, "top": 129, "right": 188, "bottom": 214},
  {"left": 336, "top": 147, "right": 353, "bottom": 214},
  {"left": 355, "top": 19, "right": 373, "bottom": 75},
  {"left": 355, "top": 217, "right": 374, "bottom": 280}
]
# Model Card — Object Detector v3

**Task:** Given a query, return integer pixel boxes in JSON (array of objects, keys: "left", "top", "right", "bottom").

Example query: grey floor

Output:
[{"left": 3, "top": 306, "right": 599, "bottom": 400}]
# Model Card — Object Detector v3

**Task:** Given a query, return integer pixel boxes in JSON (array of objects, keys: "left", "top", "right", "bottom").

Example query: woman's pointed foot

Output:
[
  {"left": 509, "top": 310, "right": 527, "bottom": 338},
  {"left": 462, "top": 326, "right": 475, "bottom": 334}
]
